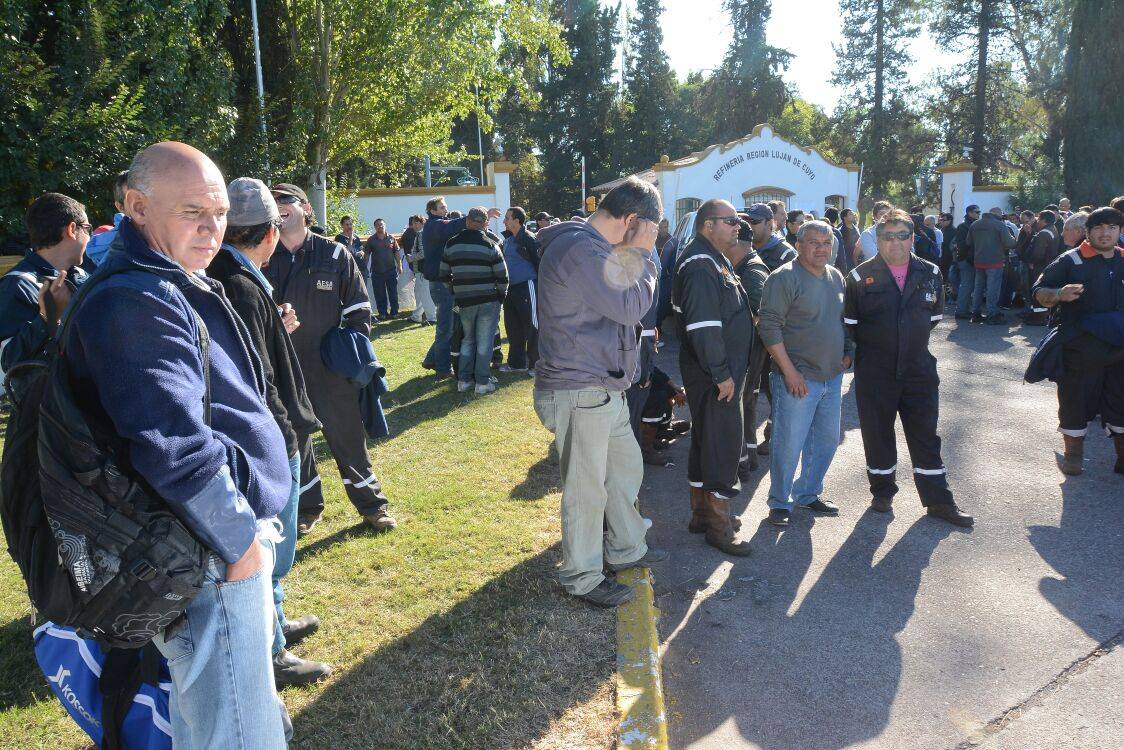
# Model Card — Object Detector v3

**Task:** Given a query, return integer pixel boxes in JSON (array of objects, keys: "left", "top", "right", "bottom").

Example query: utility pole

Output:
[
  {"left": 581, "top": 155, "right": 587, "bottom": 211},
  {"left": 250, "top": 0, "right": 268, "bottom": 173},
  {"left": 474, "top": 83, "right": 485, "bottom": 185}
]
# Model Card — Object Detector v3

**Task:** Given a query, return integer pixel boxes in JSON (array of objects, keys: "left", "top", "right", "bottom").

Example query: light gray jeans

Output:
[{"left": 533, "top": 387, "right": 648, "bottom": 595}]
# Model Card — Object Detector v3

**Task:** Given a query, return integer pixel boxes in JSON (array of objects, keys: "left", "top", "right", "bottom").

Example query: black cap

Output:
[
  {"left": 965, "top": 204, "right": 981, "bottom": 214},
  {"left": 1085, "top": 206, "right": 1124, "bottom": 232},
  {"left": 271, "top": 183, "right": 309, "bottom": 203}
]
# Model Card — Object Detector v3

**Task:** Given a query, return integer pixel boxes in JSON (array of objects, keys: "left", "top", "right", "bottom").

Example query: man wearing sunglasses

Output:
[
  {"left": 843, "top": 208, "right": 973, "bottom": 526},
  {"left": 264, "top": 183, "right": 398, "bottom": 536},
  {"left": 672, "top": 199, "right": 754, "bottom": 556},
  {"left": 0, "top": 192, "right": 91, "bottom": 381}
]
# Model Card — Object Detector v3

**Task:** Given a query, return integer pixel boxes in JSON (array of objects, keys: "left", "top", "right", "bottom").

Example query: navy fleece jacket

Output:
[{"left": 65, "top": 219, "right": 290, "bottom": 564}]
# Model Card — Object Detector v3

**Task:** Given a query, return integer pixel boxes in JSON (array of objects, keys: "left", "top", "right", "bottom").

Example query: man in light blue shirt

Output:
[
  {"left": 83, "top": 170, "right": 129, "bottom": 266},
  {"left": 857, "top": 200, "right": 892, "bottom": 265}
]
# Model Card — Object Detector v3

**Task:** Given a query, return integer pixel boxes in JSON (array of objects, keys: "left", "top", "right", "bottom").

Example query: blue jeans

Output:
[
  {"left": 458, "top": 301, "right": 501, "bottom": 385},
  {"left": 370, "top": 270, "right": 399, "bottom": 318},
  {"left": 153, "top": 543, "right": 288, "bottom": 748},
  {"left": 270, "top": 454, "right": 300, "bottom": 655},
  {"left": 767, "top": 372, "right": 843, "bottom": 510},
  {"left": 955, "top": 260, "right": 975, "bottom": 315},
  {"left": 972, "top": 266, "right": 1004, "bottom": 318},
  {"left": 426, "top": 281, "right": 455, "bottom": 374}
]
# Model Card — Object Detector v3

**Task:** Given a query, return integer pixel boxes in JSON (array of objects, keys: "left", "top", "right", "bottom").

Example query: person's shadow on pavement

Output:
[
  {"left": 1028, "top": 474, "right": 1124, "bottom": 643},
  {"left": 665, "top": 510, "right": 956, "bottom": 750}
]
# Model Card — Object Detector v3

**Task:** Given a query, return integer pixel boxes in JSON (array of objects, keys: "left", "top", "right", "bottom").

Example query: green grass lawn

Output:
[{"left": 0, "top": 316, "right": 615, "bottom": 750}]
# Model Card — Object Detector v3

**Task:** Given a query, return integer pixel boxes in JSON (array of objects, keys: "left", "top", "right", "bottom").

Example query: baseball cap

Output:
[
  {"left": 745, "top": 203, "right": 774, "bottom": 223},
  {"left": 1085, "top": 206, "right": 1124, "bottom": 232},
  {"left": 271, "top": 183, "right": 309, "bottom": 203},
  {"left": 227, "top": 178, "right": 280, "bottom": 227},
  {"left": 965, "top": 204, "right": 981, "bottom": 214}
]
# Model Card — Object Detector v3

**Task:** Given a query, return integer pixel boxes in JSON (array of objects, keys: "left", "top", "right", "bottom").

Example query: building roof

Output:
[{"left": 591, "top": 123, "right": 860, "bottom": 193}]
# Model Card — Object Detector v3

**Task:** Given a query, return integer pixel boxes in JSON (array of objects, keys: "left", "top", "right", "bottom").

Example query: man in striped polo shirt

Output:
[{"left": 440, "top": 207, "right": 509, "bottom": 394}]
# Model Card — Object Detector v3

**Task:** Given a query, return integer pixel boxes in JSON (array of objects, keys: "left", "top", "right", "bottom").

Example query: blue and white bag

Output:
[{"left": 33, "top": 622, "right": 172, "bottom": 750}]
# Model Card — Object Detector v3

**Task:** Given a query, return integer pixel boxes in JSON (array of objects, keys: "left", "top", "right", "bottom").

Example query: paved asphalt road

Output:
[{"left": 640, "top": 313, "right": 1123, "bottom": 750}]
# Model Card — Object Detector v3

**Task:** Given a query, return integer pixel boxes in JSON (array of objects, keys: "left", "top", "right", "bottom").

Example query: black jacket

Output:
[
  {"left": 503, "top": 226, "right": 541, "bottom": 269},
  {"left": 844, "top": 253, "right": 945, "bottom": 381},
  {"left": 209, "top": 247, "right": 321, "bottom": 455},
  {"left": 672, "top": 236, "right": 753, "bottom": 386}
]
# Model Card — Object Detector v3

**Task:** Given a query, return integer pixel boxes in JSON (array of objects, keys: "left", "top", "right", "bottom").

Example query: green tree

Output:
[
  {"left": 0, "top": 0, "right": 234, "bottom": 237},
  {"left": 1062, "top": 0, "right": 1124, "bottom": 202},
  {"left": 531, "top": 0, "right": 623, "bottom": 215},
  {"left": 258, "top": 0, "right": 562, "bottom": 222},
  {"left": 700, "top": 0, "right": 791, "bottom": 145},
  {"left": 620, "top": 0, "right": 682, "bottom": 172},
  {"left": 831, "top": 0, "right": 920, "bottom": 197}
]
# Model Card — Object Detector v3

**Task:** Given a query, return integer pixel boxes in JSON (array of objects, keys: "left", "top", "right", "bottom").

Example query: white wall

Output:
[
  {"left": 353, "top": 166, "right": 512, "bottom": 236},
  {"left": 658, "top": 125, "right": 859, "bottom": 232},
  {"left": 940, "top": 169, "right": 1013, "bottom": 226}
]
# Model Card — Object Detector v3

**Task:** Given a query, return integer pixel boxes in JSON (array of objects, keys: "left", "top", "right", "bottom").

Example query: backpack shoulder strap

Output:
[{"left": 56, "top": 266, "right": 213, "bottom": 426}]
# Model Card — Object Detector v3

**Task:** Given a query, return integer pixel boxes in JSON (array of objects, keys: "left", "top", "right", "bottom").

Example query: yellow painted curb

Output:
[{"left": 616, "top": 567, "right": 669, "bottom": 749}]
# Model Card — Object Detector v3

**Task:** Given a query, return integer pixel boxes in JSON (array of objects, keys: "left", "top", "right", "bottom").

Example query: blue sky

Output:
[{"left": 612, "top": 0, "right": 962, "bottom": 113}]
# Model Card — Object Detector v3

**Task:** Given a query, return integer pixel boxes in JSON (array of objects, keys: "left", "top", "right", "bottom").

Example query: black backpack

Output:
[{"left": 1, "top": 267, "right": 209, "bottom": 649}]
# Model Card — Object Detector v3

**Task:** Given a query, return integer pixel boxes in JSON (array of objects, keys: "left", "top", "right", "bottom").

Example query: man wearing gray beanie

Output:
[{"left": 208, "top": 177, "right": 332, "bottom": 687}]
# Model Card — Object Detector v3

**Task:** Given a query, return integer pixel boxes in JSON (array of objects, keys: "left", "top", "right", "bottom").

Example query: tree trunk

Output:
[
  {"left": 871, "top": 0, "right": 885, "bottom": 196},
  {"left": 1062, "top": 0, "right": 1124, "bottom": 202},
  {"left": 972, "top": 0, "right": 991, "bottom": 181},
  {"left": 304, "top": 0, "right": 331, "bottom": 226}
]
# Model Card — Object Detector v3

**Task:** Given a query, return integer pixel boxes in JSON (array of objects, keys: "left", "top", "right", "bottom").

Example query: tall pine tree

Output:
[
  {"left": 700, "top": 0, "right": 791, "bottom": 145},
  {"left": 621, "top": 0, "right": 682, "bottom": 172},
  {"left": 831, "top": 0, "right": 919, "bottom": 197},
  {"left": 531, "top": 0, "right": 622, "bottom": 214},
  {"left": 1062, "top": 0, "right": 1124, "bottom": 202}
]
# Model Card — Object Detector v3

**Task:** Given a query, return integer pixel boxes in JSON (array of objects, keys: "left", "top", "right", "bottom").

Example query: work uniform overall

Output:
[
  {"left": 745, "top": 239, "right": 796, "bottom": 451},
  {"left": 265, "top": 231, "right": 389, "bottom": 519},
  {"left": 734, "top": 250, "right": 769, "bottom": 470},
  {"left": 673, "top": 237, "right": 753, "bottom": 499},
  {"left": 844, "top": 254, "right": 953, "bottom": 507}
]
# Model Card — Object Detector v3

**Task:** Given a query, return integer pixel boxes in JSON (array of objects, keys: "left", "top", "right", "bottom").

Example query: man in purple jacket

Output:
[
  {"left": 66, "top": 142, "right": 291, "bottom": 748},
  {"left": 533, "top": 177, "right": 668, "bottom": 608}
]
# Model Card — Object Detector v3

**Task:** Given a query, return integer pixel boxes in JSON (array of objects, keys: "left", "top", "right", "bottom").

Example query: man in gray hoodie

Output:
[
  {"left": 965, "top": 207, "right": 1018, "bottom": 324},
  {"left": 533, "top": 177, "right": 668, "bottom": 608}
]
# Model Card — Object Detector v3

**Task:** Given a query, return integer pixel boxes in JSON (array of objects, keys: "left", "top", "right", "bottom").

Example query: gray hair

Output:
[
  {"left": 796, "top": 220, "right": 833, "bottom": 241},
  {"left": 127, "top": 150, "right": 156, "bottom": 196},
  {"left": 924, "top": 214, "right": 937, "bottom": 224},
  {"left": 1063, "top": 211, "right": 1089, "bottom": 232}
]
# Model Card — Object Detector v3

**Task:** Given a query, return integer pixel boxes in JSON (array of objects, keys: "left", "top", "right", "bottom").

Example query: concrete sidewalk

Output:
[{"left": 640, "top": 316, "right": 1123, "bottom": 749}]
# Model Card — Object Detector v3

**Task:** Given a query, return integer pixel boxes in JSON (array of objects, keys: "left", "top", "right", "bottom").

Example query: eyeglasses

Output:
[
  {"left": 75, "top": 222, "right": 92, "bottom": 234},
  {"left": 275, "top": 195, "right": 302, "bottom": 206},
  {"left": 747, "top": 218, "right": 765, "bottom": 225},
  {"left": 879, "top": 230, "right": 914, "bottom": 241},
  {"left": 710, "top": 216, "right": 740, "bottom": 226}
]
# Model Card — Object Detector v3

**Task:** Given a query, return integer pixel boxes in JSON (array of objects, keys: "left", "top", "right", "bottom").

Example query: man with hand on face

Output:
[
  {"left": 844, "top": 209, "right": 973, "bottom": 526},
  {"left": 1032, "top": 206, "right": 1124, "bottom": 476},
  {"left": 65, "top": 142, "right": 292, "bottom": 747},
  {"left": 758, "top": 220, "right": 853, "bottom": 527},
  {"left": 533, "top": 177, "right": 669, "bottom": 608},
  {"left": 0, "top": 193, "right": 91, "bottom": 380},
  {"left": 264, "top": 182, "right": 398, "bottom": 535},
  {"left": 672, "top": 199, "right": 754, "bottom": 556}
]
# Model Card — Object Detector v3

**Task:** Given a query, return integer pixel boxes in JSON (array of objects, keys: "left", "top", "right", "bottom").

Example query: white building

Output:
[
  {"left": 593, "top": 124, "right": 861, "bottom": 232},
  {"left": 353, "top": 161, "right": 515, "bottom": 233},
  {"left": 936, "top": 160, "right": 1015, "bottom": 225}
]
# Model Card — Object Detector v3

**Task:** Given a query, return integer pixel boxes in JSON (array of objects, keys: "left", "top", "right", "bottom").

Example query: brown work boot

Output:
[
  {"left": 363, "top": 507, "right": 398, "bottom": 531},
  {"left": 688, "top": 486, "right": 707, "bottom": 533},
  {"left": 702, "top": 492, "right": 751, "bottom": 557},
  {"left": 1114, "top": 433, "right": 1124, "bottom": 474},
  {"left": 1060, "top": 435, "right": 1084, "bottom": 476}
]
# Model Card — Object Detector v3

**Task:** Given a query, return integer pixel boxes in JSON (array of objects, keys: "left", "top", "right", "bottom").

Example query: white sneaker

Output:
[
  {"left": 475, "top": 383, "right": 496, "bottom": 395},
  {"left": 489, "top": 375, "right": 499, "bottom": 385},
  {"left": 457, "top": 381, "right": 474, "bottom": 392}
]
